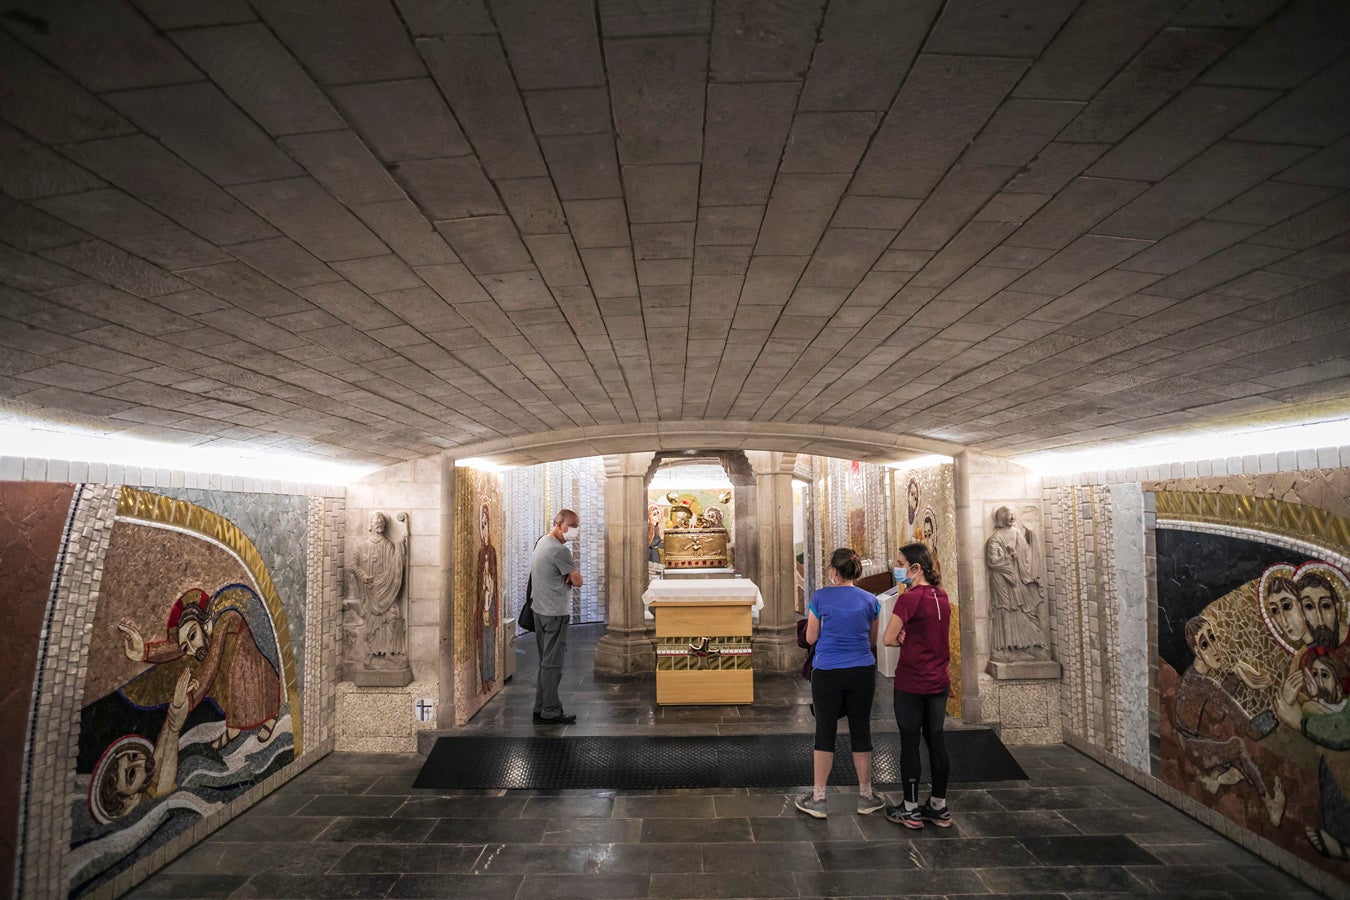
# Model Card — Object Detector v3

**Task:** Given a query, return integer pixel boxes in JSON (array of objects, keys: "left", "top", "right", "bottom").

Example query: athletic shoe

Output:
[
  {"left": 795, "top": 793, "right": 828, "bottom": 818},
  {"left": 857, "top": 793, "right": 885, "bottom": 815},
  {"left": 918, "top": 800, "right": 952, "bottom": 827},
  {"left": 884, "top": 804, "right": 924, "bottom": 829}
]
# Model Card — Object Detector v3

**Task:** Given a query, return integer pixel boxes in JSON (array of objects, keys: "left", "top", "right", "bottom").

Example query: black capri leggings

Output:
[
  {"left": 810, "top": 665, "right": 876, "bottom": 752},
  {"left": 894, "top": 688, "right": 950, "bottom": 803}
]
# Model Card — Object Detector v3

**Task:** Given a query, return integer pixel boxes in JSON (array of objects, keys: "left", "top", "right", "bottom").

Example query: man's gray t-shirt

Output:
[{"left": 530, "top": 534, "right": 577, "bottom": 616}]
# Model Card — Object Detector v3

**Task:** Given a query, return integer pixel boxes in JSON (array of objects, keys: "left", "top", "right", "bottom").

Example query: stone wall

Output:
[
  {"left": 0, "top": 457, "right": 342, "bottom": 899},
  {"left": 1045, "top": 449, "right": 1350, "bottom": 900}
]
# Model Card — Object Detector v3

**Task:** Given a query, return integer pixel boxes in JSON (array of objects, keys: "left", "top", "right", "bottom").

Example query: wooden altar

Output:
[{"left": 644, "top": 578, "right": 763, "bottom": 705}]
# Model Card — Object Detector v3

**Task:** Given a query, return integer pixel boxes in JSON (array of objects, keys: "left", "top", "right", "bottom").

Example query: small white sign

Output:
[{"left": 415, "top": 698, "right": 435, "bottom": 722}]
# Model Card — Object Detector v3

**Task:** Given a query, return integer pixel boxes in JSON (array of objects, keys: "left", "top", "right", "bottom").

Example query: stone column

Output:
[
  {"left": 744, "top": 450, "right": 798, "bottom": 673},
  {"left": 594, "top": 451, "right": 657, "bottom": 675}
]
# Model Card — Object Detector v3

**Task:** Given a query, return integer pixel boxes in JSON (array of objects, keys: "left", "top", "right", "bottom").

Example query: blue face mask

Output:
[{"left": 893, "top": 566, "right": 911, "bottom": 586}]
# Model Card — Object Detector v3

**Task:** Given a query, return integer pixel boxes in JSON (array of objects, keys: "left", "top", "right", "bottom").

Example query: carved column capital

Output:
[
  {"left": 601, "top": 451, "right": 657, "bottom": 478},
  {"left": 744, "top": 450, "right": 797, "bottom": 478}
]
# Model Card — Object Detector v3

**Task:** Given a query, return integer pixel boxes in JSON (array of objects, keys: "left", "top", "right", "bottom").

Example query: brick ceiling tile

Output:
[
  {"left": 133, "top": 0, "right": 254, "bottom": 29},
  {"left": 432, "top": 212, "right": 541, "bottom": 273},
  {"left": 194, "top": 308, "right": 310, "bottom": 352},
  {"left": 636, "top": 258, "right": 692, "bottom": 288},
  {"left": 524, "top": 87, "right": 611, "bottom": 137},
  {"left": 4, "top": 0, "right": 197, "bottom": 92},
  {"left": 799, "top": 0, "right": 940, "bottom": 112},
  {"left": 351, "top": 199, "right": 459, "bottom": 268},
  {"left": 0, "top": 124, "right": 106, "bottom": 201},
  {"left": 497, "top": 177, "right": 567, "bottom": 235},
  {"left": 394, "top": 157, "right": 502, "bottom": 220},
  {"left": 1265, "top": 233, "right": 1350, "bottom": 281},
  {"left": 1058, "top": 28, "right": 1242, "bottom": 144},
  {"left": 606, "top": 36, "right": 707, "bottom": 165},
  {"left": 830, "top": 196, "right": 919, "bottom": 232},
  {"left": 420, "top": 34, "right": 547, "bottom": 178},
  {"left": 1006, "top": 177, "right": 1150, "bottom": 251},
  {"left": 1249, "top": 192, "right": 1350, "bottom": 249},
  {"left": 579, "top": 246, "right": 638, "bottom": 297},
  {"left": 855, "top": 56, "right": 1027, "bottom": 198},
  {"left": 756, "top": 173, "right": 849, "bottom": 255},
  {"left": 227, "top": 237, "right": 339, "bottom": 289},
  {"left": 304, "top": 323, "right": 398, "bottom": 364},
  {"left": 624, "top": 163, "right": 701, "bottom": 224},
  {"left": 781, "top": 112, "right": 881, "bottom": 175},
  {"left": 496, "top": 0, "right": 604, "bottom": 90},
  {"left": 696, "top": 206, "right": 763, "bottom": 246},
  {"left": 0, "top": 195, "right": 84, "bottom": 253},
  {"left": 563, "top": 198, "right": 631, "bottom": 248},
  {"left": 798, "top": 228, "right": 894, "bottom": 289},
  {"left": 106, "top": 83, "right": 304, "bottom": 186},
  {"left": 1088, "top": 85, "right": 1282, "bottom": 182},
  {"left": 700, "top": 82, "right": 797, "bottom": 206},
  {"left": 171, "top": 24, "right": 343, "bottom": 136},
  {"left": 927, "top": 0, "right": 1079, "bottom": 58},
  {"left": 481, "top": 270, "right": 556, "bottom": 311},
  {"left": 539, "top": 133, "right": 623, "bottom": 200},
  {"left": 1201, "top": 0, "right": 1350, "bottom": 89},
  {"left": 330, "top": 255, "right": 424, "bottom": 295},
  {"left": 1011, "top": 234, "right": 1153, "bottom": 296},
  {"left": 740, "top": 255, "right": 807, "bottom": 306},
  {"left": 229, "top": 177, "right": 388, "bottom": 262},
  {"left": 966, "top": 99, "right": 1085, "bottom": 169},
  {"left": 266, "top": 308, "right": 342, "bottom": 333},
  {"left": 1118, "top": 220, "right": 1263, "bottom": 275},
  {"left": 874, "top": 250, "right": 932, "bottom": 273},
  {"left": 280, "top": 131, "right": 405, "bottom": 206},
  {"left": 35, "top": 188, "right": 230, "bottom": 270},
  {"left": 396, "top": 0, "right": 495, "bottom": 36},
  {"left": 600, "top": 0, "right": 710, "bottom": 37},
  {"left": 330, "top": 79, "right": 470, "bottom": 162},
  {"left": 62, "top": 135, "right": 279, "bottom": 245},
  {"left": 0, "top": 33, "right": 133, "bottom": 144},
  {"left": 1211, "top": 269, "right": 1317, "bottom": 301},
  {"left": 980, "top": 245, "right": 1056, "bottom": 271},
  {"left": 40, "top": 239, "right": 188, "bottom": 298},
  {"left": 1232, "top": 57, "right": 1350, "bottom": 146},
  {"left": 890, "top": 164, "right": 1018, "bottom": 252},
  {"left": 1004, "top": 142, "right": 1109, "bottom": 196},
  {"left": 297, "top": 281, "right": 403, "bottom": 331},
  {"left": 254, "top": 0, "right": 423, "bottom": 84},
  {"left": 961, "top": 290, "right": 1055, "bottom": 329},
  {"left": 1016, "top": 0, "right": 1187, "bottom": 101},
  {"left": 709, "top": 0, "right": 823, "bottom": 83},
  {"left": 1208, "top": 180, "right": 1341, "bottom": 226},
  {"left": 783, "top": 286, "right": 846, "bottom": 317},
  {"left": 933, "top": 267, "right": 1024, "bottom": 308},
  {"left": 1094, "top": 140, "right": 1315, "bottom": 240},
  {"left": 523, "top": 233, "right": 588, "bottom": 288},
  {"left": 632, "top": 222, "right": 695, "bottom": 261},
  {"left": 1277, "top": 136, "right": 1350, "bottom": 188}
]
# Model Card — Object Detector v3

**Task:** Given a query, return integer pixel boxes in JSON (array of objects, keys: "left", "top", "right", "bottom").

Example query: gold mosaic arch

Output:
[
  {"left": 1155, "top": 490, "right": 1350, "bottom": 554},
  {"left": 115, "top": 486, "right": 304, "bottom": 755}
]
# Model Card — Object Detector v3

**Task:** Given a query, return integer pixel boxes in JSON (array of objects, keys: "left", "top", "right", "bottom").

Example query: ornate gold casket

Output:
[{"left": 662, "top": 527, "right": 730, "bottom": 569}]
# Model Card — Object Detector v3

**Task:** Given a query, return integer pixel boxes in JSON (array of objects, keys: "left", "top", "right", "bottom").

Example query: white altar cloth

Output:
[{"left": 642, "top": 577, "right": 764, "bottom": 620}]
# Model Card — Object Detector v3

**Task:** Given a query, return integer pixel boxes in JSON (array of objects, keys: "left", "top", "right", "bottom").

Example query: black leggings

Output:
[
  {"left": 810, "top": 665, "right": 876, "bottom": 752},
  {"left": 894, "top": 688, "right": 950, "bottom": 803}
]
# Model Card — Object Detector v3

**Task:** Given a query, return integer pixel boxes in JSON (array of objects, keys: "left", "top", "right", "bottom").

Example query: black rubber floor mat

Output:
[{"left": 413, "top": 730, "right": 1026, "bottom": 790}]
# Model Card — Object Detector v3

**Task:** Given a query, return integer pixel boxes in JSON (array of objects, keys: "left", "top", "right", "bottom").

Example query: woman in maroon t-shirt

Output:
[{"left": 881, "top": 542, "right": 953, "bottom": 829}]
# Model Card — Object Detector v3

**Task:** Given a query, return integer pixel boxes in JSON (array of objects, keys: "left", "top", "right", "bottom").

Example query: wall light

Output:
[
  {"left": 0, "top": 420, "right": 377, "bottom": 486},
  {"left": 455, "top": 457, "right": 512, "bottom": 473},
  {"left": 883, "top": 454, "right": 954, "bottom": 470},
  {"left": 1016, "top": 417, "right": 1350, "bottom": 477}
]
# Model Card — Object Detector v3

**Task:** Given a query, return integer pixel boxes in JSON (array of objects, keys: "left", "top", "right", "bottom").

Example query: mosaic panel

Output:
[
  {"left": 453, "top": 468, "right": 506, "bottom": 725},
  {"left": 1155, "top": 505, "right": 1350, "bottom": 883},
  {"left": 69, "top": 489, "right": 301, "bottom": 894},
  {"left": 646, "top": 487, "right": 735, "bottom": 568},
  {"left": 655, "top": 636, "right": 753, "bottom": 670},
  {"left": 891, "top": 464, "right": 961, "bottom": 716},
  {"left": 0, "top": 481, "right": 76, "bottom": 900},
  {"left": 504, "top": 457, "right": 606, "bottom": 625}
]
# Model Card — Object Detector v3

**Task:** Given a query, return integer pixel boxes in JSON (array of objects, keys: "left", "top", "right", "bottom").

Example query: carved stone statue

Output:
[
  {"left": 351, "top": 511, "right": 410, "bottom": 677},
  {"left": 985, "top": 505, "right": 1049, "bottom": 662}
]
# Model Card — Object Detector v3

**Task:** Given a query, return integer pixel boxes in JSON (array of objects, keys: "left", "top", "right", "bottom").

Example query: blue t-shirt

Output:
[{"left": 808, "top": 585, "right": 880, "bottom": 670}]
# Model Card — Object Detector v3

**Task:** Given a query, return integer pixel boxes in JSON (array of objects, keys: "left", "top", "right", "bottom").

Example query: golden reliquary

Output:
[{"left": 662, "top": 527, "right": 730, "bottom": 568}]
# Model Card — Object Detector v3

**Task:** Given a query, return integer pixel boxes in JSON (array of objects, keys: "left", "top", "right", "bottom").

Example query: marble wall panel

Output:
[{"left": 0, "top": 481, "right": 75, "bottom": 900}]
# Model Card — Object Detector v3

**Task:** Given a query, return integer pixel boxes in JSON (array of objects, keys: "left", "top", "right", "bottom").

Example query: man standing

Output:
[{"left": 532, "top": 509, "right": 582, "bottom": 724}]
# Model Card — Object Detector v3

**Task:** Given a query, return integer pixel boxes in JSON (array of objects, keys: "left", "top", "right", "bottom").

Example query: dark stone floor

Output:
[{"left": 130, "top": 624, "right": 1322, "bottom": 899}]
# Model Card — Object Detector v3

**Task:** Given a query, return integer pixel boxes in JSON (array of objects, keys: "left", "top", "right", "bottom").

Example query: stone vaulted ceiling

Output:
[{"left": 1, "top": 0, "right": 1348, "bottom": 468}]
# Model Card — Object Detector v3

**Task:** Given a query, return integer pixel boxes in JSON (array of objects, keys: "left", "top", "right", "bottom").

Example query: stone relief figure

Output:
[
  {"left": 351, "top": 511, "right": 409, "bottom": 670},
  {"left": 476, "top": 498, "right": 499, "bottom": 694},
  {"left": 985, "top": 505, "right": 1048, "bottom": 661}
]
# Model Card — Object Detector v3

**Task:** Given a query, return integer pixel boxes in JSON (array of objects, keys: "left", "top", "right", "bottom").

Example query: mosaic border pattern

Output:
[
  {"left": 20, "top": 484, "right": 118, "bottom": 900},
  {"left": 655, "top": 636, "right": 753, "bottom": 670},
  {"left": 115, "top": 487, "right": 303, "bottom": 756},
  {"left": 1155, "top": 490, "right": 1350, "bottom": 552}
]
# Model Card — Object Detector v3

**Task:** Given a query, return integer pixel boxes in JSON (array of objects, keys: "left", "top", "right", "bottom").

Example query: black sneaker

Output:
[
  {"left": 884, "top": 804, "right": 923, "bottom": 829},
  {"left": 918, "top": 800, "right": 951, "bottom": 827}
]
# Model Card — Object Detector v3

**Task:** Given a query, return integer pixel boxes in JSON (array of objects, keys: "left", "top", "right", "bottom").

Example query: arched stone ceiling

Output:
[{"left": 1, "top": 0, "right": 1347, "bottom": 470}]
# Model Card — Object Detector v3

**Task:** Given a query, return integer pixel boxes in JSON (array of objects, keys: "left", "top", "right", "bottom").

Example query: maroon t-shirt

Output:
[{"left": 891, "top": 584, "right": 952, "bottom": 695}]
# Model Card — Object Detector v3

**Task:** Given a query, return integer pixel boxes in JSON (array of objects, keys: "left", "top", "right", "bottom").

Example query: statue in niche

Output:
[
  {"left": 476, "top": 498, "right": 499, "bottom": 694},
  {"left": 985, "top": 505, "right": 1049, "bottom": 661},
  {"left": 351, "top": 511, "right": 409, "bottom": 670}
]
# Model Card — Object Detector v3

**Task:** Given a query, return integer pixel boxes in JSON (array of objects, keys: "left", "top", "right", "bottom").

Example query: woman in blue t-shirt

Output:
[{"left": 795, "top": 548, "right": 884, "bottom": 818}]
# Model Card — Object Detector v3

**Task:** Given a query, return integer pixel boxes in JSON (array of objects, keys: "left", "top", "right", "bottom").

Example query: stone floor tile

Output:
[
  {"left": 422, "top": 816, "right": 546, "bottom": 843},
  {"left": 641, "top": 816, "right": 753, "bottom": 843},
  {"left": 700, "top": 840, "right": 823, "bottom": 873},
  {"left": 1124, "top": 863, "right": 1269, "bottom": 893},
  {"left": 953, "top": 809, "right": 1082, "bottom": 838},
  {"left": 385, "top": 873, "right": 523, "bottom": 899},
  {"left": 814, "top": 839, "right": 926, "bottom": 870},
  {"left": 540, "top": 816, "right": 642, "bottom": 844},
  {"left": 916, "top": 835, "right": 1043, "bottom": 868},
  {"left": 748, "top": 813, "right": 868, "bottom": 843},
  {"left": 977, "top": 864, "right": 1148, "bottom": 893},
  {"left": 392, "top": 795, "right": 528, "bottom": 818},
  {"left": 330, "top": 843, "right": 485, "bottom": 873},
  {"left": 794, "top": 867, "right": 990, "bottom": 897},
  {"left": 648, "top": 870, "right": 800, "bottom": 899},
  {"left": 293, "top": 794, "right": 407, "bottom": 817},
  {"left": 1018, "top": 834, "right": 1161, "bottom": 866},
  {"left": 313, "top": 816, "right": 437, "bottom": 843},
  {"left": 123, "top": 873, "right": 250, "bottom": 897},
  {"left": 230, "top": 873, "right": 400, "bottom": 898},
  {"left": 210, "top": 814, "right": 335, "bottom": 843},
  {"left": 613, "top": 795, "right": 717, "bottom": 818},
  {"left": 519, "top": 793, "right": 615, "bottom": 818}
]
